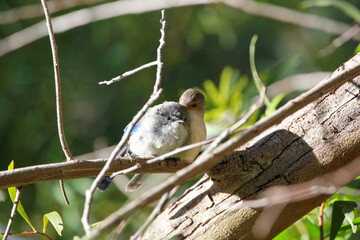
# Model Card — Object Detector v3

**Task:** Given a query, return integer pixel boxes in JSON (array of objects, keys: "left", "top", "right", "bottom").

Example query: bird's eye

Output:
[{"left": 192, "top": 104, "right": 197, "bottom": 107}]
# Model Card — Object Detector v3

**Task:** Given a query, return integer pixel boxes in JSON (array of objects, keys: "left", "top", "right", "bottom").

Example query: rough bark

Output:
[{"left": 143, "top": 57, "right": 360, "bottom": 239}]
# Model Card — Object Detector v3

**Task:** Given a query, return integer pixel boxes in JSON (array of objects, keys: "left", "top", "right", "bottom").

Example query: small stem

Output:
[
  {"left": 318, "top": 201, "right": 326, "bottom": 240},
  {"left": 3, "top": 187, "right": 23, "bottom": 240}
]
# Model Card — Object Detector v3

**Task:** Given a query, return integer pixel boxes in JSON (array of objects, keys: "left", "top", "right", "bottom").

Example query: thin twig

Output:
[
  {"left": 110, "top": 220, "right": 128, "bottom": 240},
  {"left": 59, "top": 179, "right": 70, "bottom": 205},
  {"left": 3, "top": 187, "right": 23, "bottom": 240},
  {"left": 319, "top": 24, "right": 360, "bottom": 58},
  {"left": 99, "top": 10, "right": 166, "bottom": 87},
  {"left": 319, "top": 201, "right": 326, "bottom": 240},
  {"left": 153, "top": 10, "right": 166, "bottom": 94},
  {"left": 41, "top": 0, "right": 73, "bottom": 161},
  {"left": 81, "top": 10, "right": 168, "bottom": 234},
  {"left": 1, "top": 231, "right": 54, "bottom": 240},
  {"left": 80, "top": 54, "right": 360, "bottom": 240},
  {"left": 99, "top": 61, "right": 157, "bottom": 85},
  {"left": 131, "top": 186, "right": 179, "bottom": 240},
  {"left": 41, "top": 0, "right": 72, "bottom": 206}
]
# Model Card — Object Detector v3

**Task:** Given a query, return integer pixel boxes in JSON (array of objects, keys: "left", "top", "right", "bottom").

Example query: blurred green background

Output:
[{"left": 1, "top": 0, "right": 360, "bottom": 239}]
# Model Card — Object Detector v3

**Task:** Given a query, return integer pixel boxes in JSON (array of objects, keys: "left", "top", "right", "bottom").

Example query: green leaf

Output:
[
  {"left": 219, "top": 66, "right": 234, "bottom": 101},
  {"left": 91, "top": 221, "right": 103, "bottom": 228},
  {"left": 330, "top": 201, "right": 357, "bottom": 240},
  {"left": 270, "top": 93, "right": 287, "bottom": 110},
  {"left": 43, "top": 211, "right": 63, "bottom": 236},
  {"left": 73, "top": 237, "right": 81, "bottom": 240},
  {"left": 7, "top": 161, "right": 36, "bottom": 231},
  {"left": 340, "top": 216, "right": 360, "bottom": 231},
  {"left": 355, "top": 44, "right": 360, "bottom": 54},
  {"left": 303, "top": 0, "right": 360, "bottom": 22},
  {"left": 341, "top": 201, "right": 357, "bottom": 233},
  {"left": 203, "top": 80, "right": 224, "bottom": 107},
  {"left": 8, "top": 160, "right": 14, "bottom": 171},
  {"left": 330, "top": 202, "right": 345, "bottom": 240}
]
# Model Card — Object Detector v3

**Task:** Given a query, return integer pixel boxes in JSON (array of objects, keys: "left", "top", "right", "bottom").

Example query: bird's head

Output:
[{"left": 179, "top": 89, "right": 206, "bottom": 116}]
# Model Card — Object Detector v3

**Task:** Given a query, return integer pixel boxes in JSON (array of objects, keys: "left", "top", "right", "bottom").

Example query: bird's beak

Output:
[{"left": 175, "top": 119, "right": 184, "bottom": 124}]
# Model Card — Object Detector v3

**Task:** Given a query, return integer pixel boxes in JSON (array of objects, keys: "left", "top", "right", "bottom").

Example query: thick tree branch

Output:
[{"left": 143, "top": 56, "right": 360, "bottom": 239}]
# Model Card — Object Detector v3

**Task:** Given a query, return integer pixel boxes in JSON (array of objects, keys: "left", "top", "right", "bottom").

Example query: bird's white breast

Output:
[{"left": 128, "top": 108, "right": 188, "bottom": 158}]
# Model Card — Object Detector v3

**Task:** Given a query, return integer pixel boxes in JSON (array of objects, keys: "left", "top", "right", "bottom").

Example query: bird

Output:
[{"left": 97, "top": 89, "right": 206, "bottom": 192}]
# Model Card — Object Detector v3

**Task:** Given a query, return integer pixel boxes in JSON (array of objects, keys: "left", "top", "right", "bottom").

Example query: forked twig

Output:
[{"left": 81, "top": 10, "right": 167, "bottom": 235}]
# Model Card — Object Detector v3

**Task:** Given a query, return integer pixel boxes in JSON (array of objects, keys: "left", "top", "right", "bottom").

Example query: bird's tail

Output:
[
  {"left": 97, "top": 176, "right": 114, "bottom": 192},
  {"left": 126, "top": 174, "right": 148, "bottom": 192}
]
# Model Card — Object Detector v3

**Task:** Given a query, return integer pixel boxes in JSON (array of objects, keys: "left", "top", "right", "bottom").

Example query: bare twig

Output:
[
  {"left": 319, "top": 24, "right": 360, "bottom": 58},
  {"left": 99, "top": 9, "right": 166, "bottom": 87},
  {"left": 81, "top": 10, "right": 168, "bottom": 235},
  {"left": 319, "top": 201, "right": 326, "bottom": 240},
  {"left": 110, "top": 220, "right": 128, "bottom": 240},
  {"left": 2, "top": 0, "right": 360, "bottom": 57},
  {"left": 99, "top": 61, "right": 157, "bottom": 85},
  {"left": 41, "top": 0, "right": 73, "bottom": 161},
  {"left": 59, "top": 179, "right": 70, "bottom": 205},
  {"left": 3, "top": 187, "right": 23, "bottom": 240},
  {"left": 41, "top": 0, "right": 72, "bottom": 206},
  {"left": 131, "top": 186, "right": 179, "bottom": 240},
  {"left": 2, "top": 231, "right": 54, "bottom": 240},
  {"left": 153, "top": 9, "right": 166, "bottom": 94},
  {"left": 80, "top": 54, "right": 360, "bottom": 240}
]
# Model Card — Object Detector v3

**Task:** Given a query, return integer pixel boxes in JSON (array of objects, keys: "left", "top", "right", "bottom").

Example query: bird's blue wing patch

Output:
[
  {"left": 122, "top": 123, "right": 139, "bottom": 138},
  {"left": 117, "top": 121, "right": 139, "bottom": 158}
]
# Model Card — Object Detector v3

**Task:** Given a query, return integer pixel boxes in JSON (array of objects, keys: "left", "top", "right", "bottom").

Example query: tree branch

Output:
[{"left": 0, "top": 158, "right": 188, "bottom": 190}]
